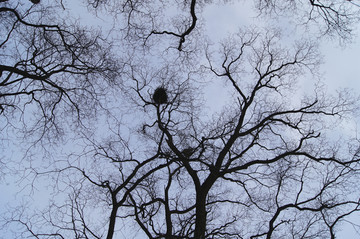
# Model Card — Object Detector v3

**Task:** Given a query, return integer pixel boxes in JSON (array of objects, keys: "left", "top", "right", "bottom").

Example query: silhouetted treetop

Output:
[{"left": 1, "top": 1, "right": 359, "bottom": 239}]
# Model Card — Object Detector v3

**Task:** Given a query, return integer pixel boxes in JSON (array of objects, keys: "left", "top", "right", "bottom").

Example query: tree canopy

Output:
[{"left": 1, "top": 0, "right": 360, "bottom": 238}]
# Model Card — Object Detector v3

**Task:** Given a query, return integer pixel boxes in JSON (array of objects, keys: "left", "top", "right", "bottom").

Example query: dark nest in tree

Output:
[
  {"left": 182, "top": 147, "right": 194, "bottom": 158},
  {"left": 30, "top": 0, "right": 40, "bottom": 4},
  {"left": 153, "top": 87, "right": 168, "bottom": 104}
]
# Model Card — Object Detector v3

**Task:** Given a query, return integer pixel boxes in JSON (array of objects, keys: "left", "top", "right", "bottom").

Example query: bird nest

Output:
[{"left": 153, "top": 87, "right": 168, "bottom": 104}]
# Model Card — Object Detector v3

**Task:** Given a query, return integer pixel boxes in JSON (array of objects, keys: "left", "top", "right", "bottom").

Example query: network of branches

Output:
[{"left": 1, "top": 0, "right": 360, "bottom": 239}]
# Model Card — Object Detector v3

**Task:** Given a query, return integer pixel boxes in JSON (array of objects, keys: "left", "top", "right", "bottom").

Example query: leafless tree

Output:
[
  {"left": 0, "top": 1, "right": 120, "bottom": 143},
  {"left": 85, "top": 0, "right": 360, "bottom": 50},
  {"left": 1, "top": 0, "right": 360, "bottom": 239},
  {"left": 256, "top": 0, "right": 360, "bottom": 39},
  {"left": 3, "top": 29, "right": 360, "bottom": 238}
]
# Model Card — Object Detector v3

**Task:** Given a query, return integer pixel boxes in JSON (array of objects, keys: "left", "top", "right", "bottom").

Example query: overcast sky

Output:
[
  {"left": 1, "top": 0, "right": 360, "bottom": 238},
  {"left": 204, "top": 2, "right": 360, "bottom": 237}
]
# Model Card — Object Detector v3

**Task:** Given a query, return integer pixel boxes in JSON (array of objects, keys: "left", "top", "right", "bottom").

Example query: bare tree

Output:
[
  {"left": 256, "top": 0, "right": 360, "bottom": 39},
  {"left": 0, "top": 1, "right": 120, "bottom": 143},
  {"left": 1, "top": 0, "right": 360, "bottom": 239},
  {"left": 84, "top": 0, "right": 360, "bottom": 50}
]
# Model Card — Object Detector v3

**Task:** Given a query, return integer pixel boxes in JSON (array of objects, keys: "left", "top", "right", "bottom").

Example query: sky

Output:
[
  {"left": 204, "top": 2, "right": 360, "bottom": 238},
  {"left": 204, "top": 1, "right": 360, "bottom": 141},
  {"left": 1, "top": 0, "right": 360, "bottom": 238}
]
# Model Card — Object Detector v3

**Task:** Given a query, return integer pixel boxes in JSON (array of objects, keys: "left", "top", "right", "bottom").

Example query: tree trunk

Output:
[
  {"left": 194, "top": 192, "right": 207, "bottom": 239},
  {"left": 106, "top": 205, "right": 118, "bottom": 239}
]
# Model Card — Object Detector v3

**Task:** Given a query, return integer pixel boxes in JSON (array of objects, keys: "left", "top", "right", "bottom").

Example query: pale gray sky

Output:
[
  {"left": 1, "top": 0, "right": 360, "bottom": 238},
  {"left": 203, "top": 2, "right": 360, "bottom": 238}
]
